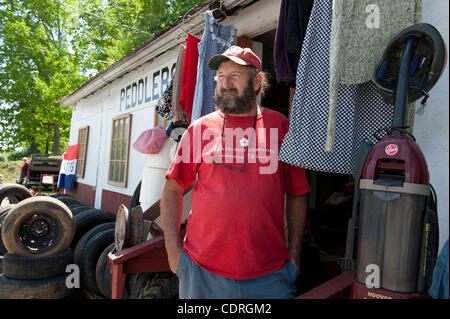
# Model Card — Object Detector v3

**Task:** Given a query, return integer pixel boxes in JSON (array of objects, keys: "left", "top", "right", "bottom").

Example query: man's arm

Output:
[
  {"left": 286, "top": 193, "right": 308, "bottom": 272},
  {"left": 161, "top": 177, "right": 185, "bottom": 274}
]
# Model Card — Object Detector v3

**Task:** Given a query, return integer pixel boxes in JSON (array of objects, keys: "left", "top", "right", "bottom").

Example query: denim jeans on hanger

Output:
[{"left": 191, "top": 10, "right": 237, "bottom": 122}]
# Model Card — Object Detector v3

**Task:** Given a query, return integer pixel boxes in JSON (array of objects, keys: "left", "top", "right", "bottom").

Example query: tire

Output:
[
  {"left": 0, "top": 273, "right": 72, "bottom": 299},
  {"left": 1, "top": 197, "right": 75, "bottom": 257},
  {"left": 0, "top": 205, "right": 16, "bottom": 255},
  {"left": 95, "top": 242, "right": 115, "bottom": 298},
  {"left": 55, "top": 196, "right": 81, "bottom": 206},
  {"left": 72, "top": 208, "right": 116, "bottom": 249},
  {"left": 50, "top": 193, "right": 75, "bottom": 199},
  {"left": 67, "top": 202, "right": 84, "bottom": 210},
  {"left": 70, "top": 205, "right": 91, "bottom": 216},
  {"left": 0, "top": 184, "right": 32, "bottom": 205},
  {"left": 78, "top": 228, "right": 115, "bottom": 296},
  {"left": 129, "top": 181, "right": 141, "bottom": 210},
  {"left": 74, "top": 222, "right": 115, "bottom": 265},
  {"left": 2, "top": 249, "right": 73, "bottom": 280},
  {"left": 129, "top": 272, "right": 179, "bottom": 299}
]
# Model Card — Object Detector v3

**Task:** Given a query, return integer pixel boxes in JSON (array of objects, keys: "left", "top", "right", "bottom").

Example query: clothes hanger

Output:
[
  {"left": 173, "top": 7, "right": 205, "bottom": 45},
  {"left": 209, "top": 1, "right": 233, "bottom": 26}
]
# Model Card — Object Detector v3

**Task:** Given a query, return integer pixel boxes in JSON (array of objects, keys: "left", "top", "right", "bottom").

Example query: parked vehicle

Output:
[{"left": 26, "top": 154, "right": 61, "bottom": 187}]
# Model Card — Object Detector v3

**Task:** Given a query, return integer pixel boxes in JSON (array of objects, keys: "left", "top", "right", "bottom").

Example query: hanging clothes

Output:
[
  {"left": 172, "top": 45, "right": 190, "bottom": 124},
  {"left": 154, "top": 79, "right": 173, "bottom": 120},
  {"left": 279, "top": 0, "right": 415, "bottom": 175},
  {"left": 273, "top": 0, "right": 314, "bottom": 88},
  {"left": 326, "top": 0, "right": 422, "bottom": 152},
  {"left": 237, "top": 35, "right": 252, "bottom": 49},
  {"left": 190, "top": 11, "right": 237, "bottom": 122},
  {"left": 179, "top": 33, "right": 201, "bottom": 122},
  {"left": 273, "top": 0, "right": 297, "bottom": 87},
  {"left": 286, "top": 0, "right": 314, "bottom": 57}
]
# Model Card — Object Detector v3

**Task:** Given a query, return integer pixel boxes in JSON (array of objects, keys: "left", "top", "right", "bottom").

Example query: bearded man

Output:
[{"left": 161, "top": 46, "right": 310, "bottom": 299}]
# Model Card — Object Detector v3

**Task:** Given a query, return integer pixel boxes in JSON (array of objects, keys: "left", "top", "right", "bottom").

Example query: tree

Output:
[
  {"left": 71, "top": 0, "right": 203, "bottom": 72},
  {"left": 0, "top": 0, "right": 85, "bottom": 154},
  {"left": 0, "top": 0, "right": 203, "bottom": 154}
]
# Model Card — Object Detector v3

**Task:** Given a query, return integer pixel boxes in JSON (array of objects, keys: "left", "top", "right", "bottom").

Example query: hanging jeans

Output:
[{"left": 191, "top": 11, "right": 237, "bottom": 122}]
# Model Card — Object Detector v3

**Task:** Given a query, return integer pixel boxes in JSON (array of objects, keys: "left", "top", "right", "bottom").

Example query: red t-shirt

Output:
[
  {"left": 165, "top": 107, "right": 310, "bottom": 280},
  {"left": 21, "top": 162, "right": 29, "bottom": 173}
]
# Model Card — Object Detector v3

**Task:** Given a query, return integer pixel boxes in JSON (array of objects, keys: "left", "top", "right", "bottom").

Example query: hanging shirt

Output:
[
  {"left": 179, "top": 33, "right": 201, "bottom": 122},
  {"left": 172, "top": 45, "right": 189, "bottom": 124},
  {"left": 190, "top": 11, "right": 237, "bottom": 121},
  {"left": 273, "top": 0, "right": 314, "bottom": 88}
]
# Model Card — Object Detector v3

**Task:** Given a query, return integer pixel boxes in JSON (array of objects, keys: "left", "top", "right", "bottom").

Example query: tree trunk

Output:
[
  {"left": 30, "top": 138, "right": 38, "bottom": 154},
  {"left": 45, "top": 133, "right": 50, "bottom": 155},
  {"left": 53, "top": 124, "right": 60, "bottom": 155}
]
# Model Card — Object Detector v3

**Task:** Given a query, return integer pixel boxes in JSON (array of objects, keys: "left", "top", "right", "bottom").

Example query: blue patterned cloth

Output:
[
  {"left": 429, "top": 239, "right": 449, "bottom": 299},
  {"left": 191, "top": 11, "right": 237, "bottom": 122}
]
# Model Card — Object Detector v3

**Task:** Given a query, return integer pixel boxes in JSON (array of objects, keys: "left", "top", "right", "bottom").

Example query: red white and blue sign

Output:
[{"left": 57, "top": 144, "right": 79, "bottom": 190}]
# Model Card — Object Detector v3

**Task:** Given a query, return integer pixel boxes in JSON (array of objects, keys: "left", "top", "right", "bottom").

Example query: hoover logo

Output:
[{"left": 385, "top": 144, "right": 398, "bottom": 156}]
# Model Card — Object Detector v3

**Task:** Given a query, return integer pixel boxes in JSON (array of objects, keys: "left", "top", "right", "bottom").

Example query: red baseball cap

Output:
[{"left": 208, "top": 46, "right": 262, "bottom": 72}]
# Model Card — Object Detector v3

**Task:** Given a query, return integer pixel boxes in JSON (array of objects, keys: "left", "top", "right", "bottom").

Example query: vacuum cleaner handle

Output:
[{"left": 417, "top": 184, "right": 439, "bottom": 294}]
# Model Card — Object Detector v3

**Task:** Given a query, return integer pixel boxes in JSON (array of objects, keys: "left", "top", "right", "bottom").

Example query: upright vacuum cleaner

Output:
[{"left": 342, "top": 23, "right": 447, "bottom": 299}]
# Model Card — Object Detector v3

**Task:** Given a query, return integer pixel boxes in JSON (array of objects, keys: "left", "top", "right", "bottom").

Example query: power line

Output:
[{"left": 51, "top": 0, "right": 152, "bottom": 36}]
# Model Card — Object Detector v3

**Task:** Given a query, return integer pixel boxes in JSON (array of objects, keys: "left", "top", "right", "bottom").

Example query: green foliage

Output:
[
  {"left": 0, "top": 0, "right": 202, "bottom": 154},
  {"left": 72, "top": 0, "right": 203, "bottom": 72},
  {"left": 7, "top": 146, "right": 32, "bottom": 161}
]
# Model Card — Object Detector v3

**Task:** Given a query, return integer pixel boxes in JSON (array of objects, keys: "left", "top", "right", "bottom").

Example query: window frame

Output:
[
  {"left": 107, "top": 114, "right": 132, "bottom": 188},
  {"left": 76, "top": 126, "right": 89, "bottom": 178}
]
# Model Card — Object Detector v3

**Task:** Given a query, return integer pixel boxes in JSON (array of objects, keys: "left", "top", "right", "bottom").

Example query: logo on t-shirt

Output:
[{"left": 239, "top": 138, "right": 249, "bottom": 147}]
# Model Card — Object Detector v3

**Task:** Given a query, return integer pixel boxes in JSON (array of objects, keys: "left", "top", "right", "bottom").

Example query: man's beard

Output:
[{"left": 214, "top": 79, "right": 256, "bottom": 115}]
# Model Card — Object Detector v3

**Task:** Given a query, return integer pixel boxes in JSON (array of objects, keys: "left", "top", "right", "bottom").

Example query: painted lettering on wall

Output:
[{"left": 119, "top": 62, "right": 176, "bottom": 111}]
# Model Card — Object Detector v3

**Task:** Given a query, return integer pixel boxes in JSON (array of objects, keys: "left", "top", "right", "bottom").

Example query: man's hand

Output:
[
  {"left": 290, "top": 255, "right": 302, "bottom": 274},
  {"left": 286, "top": 194, "right": 308, "bottom": 274},
  {"left": 167, "top": 245, "right": 185, "bottom": 274},
  {"left": 161, "top": 178, "right": 185, "bottom": 274}
]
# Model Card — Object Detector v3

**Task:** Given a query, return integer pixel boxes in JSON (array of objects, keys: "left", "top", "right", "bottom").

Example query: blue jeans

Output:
[
  {"left": 176, "top": 251, "right": 299, "bottom": 299},
  {"left": 191, "top": 10, "right": 237, "bottom": 121},
  {"left": 18, "top": 172, "right": 26, "bottom": 185},
  {"left": 428, "top": 239, "right": 449, "bottom": 299}
]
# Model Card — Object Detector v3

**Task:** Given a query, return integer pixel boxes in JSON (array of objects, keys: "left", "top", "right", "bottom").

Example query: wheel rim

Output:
[{"left": 18, "top": 212, "right": 59, "bottom": 253}]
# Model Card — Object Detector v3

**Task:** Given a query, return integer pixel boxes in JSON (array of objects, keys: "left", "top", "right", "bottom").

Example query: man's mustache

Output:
[{"left": 220, "top": 88, "right": 238, "bottom": 95}]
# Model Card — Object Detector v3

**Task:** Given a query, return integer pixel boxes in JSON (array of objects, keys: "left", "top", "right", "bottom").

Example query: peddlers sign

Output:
[{"left": 119, "top": 62, "right": 176, "bottom": 111}]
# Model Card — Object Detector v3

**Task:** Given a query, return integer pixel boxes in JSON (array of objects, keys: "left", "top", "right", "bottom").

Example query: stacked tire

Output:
[
  {"left": 0, "top": 184, "right": 32, "bottom": 206},
  {"left": 0, "top": 197, "right": 75, "bottom": 299},
  {"left": 50, "top": 194, "right": 116, "bottom": 298},
  {"left": 0, "top": 184, "right": 32, "bottom": 277}
]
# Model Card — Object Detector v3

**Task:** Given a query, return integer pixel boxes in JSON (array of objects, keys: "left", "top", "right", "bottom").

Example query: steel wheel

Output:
[{"left": 1, "top": 197, "right": 74, "bottom": 257}]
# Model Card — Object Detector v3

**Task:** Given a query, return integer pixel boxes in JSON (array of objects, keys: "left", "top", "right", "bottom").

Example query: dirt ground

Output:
[{"left": 0, "top": 160, "right": 22, "bottom": 184}]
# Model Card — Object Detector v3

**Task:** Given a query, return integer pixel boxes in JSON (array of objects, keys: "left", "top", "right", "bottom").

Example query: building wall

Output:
[
  {"left": 417, "top": 0, "right": 449, "bottom": 250},
  {"left": 68, "top": 46, "right": 179, "bottom": 212}
]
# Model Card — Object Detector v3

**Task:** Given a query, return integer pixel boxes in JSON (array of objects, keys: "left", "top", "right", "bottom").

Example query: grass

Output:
[
  {"left": 0, "top": 160, "right": 22, "bottom": 184},
  {"left": 0, "top": 160, "right": 58, "bottom": 195}
]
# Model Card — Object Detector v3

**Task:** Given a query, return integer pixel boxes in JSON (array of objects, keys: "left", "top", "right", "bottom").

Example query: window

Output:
[
  {"left": 108, "top": 114, "right": 132, "bottom": 187},
  {"left": 76, "top": 126, "right": 89, "bottom": 178}
]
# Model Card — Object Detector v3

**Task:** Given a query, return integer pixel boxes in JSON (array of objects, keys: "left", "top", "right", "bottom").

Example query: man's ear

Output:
[{"left": 254, "top": 72, "right": 262, "bottom": 92}]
